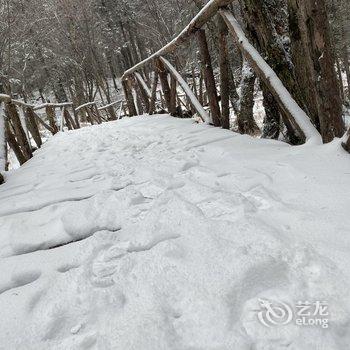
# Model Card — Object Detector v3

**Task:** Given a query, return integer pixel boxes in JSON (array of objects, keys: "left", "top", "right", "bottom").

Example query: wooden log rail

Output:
[
  {"left": 121, "top": 0, "right": 327, "bottom": 147},
  {"left": 0, "top": 94, "right": 126, "bottom": 181}
]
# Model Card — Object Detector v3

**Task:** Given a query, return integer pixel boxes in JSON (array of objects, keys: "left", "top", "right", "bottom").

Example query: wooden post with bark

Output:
[
  {"left": 156, "top": 58, "right": 172, "bottom": 112},
  {"left": 288, "top": 0, "right": 345, "bottom": 143},
  {"left": 237, "top": 62, "right": 260, "bottom": 135},
  {"left": 45, "top": 106, "right": 59, "bottom": 134},
  {"left": 63, "top": 107, "right": 76, "bottom": 130},
  {"left": 149, "top": 72, "right": 159, "bottom": 114},
  {"left": 159, "top": 57, "right": 210, "bottom": 123},
  {"left": 169, "top": 75, "right": 178, "bottom": 116},
  {"left": 93, "top": 104, "right": 103, "bottom": 124},
  {"left": 218, "top": 16, "right": 230, "bottom": 129},
  {"left": 220, "top": 9, "right": 321, "bottom": 144},
  {"left": 197, "top": 29, "right": 222, "bottom": 127},
  {"left": 0, "top": 102, "right": 5, "bottom": 184},
  {"left": 4, "top": 118, "right": 27, "bottom": 165},
  {"left": 25, "top": 107, "right": 42, "bottom": 148},
  {"left": 122, "top": 79, "right": 137, "bottom": 117},
  {"left": 5, "top": 102, "right": 33, "bottom": 160},
  {"left": 134, "top": 72, "right": 151, "bottom": 112}
]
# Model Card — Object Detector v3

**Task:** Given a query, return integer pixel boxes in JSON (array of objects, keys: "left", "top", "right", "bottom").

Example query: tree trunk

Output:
[
  {"left": 169, "top": 75, "right": 178, "bottom": 116},
  {"left": 197, "top": 29, "right": 222, "bottom": 126},
  {"left": 218, "top": 16, "right": 230, "bottom": 130},
  {"left": 240, "top": 0, "right": 307, "bottom": 143},
  {"left": 155, "top": 58, "right": 172, "bottom": 112},
  {"left": 341, "top": 26, "right": 350, "bottom": 101},
  {"left": 237, "top": 62, "right": 260, "bottom": 136},
  {"left": 261, "top": 85, "right": 281, "bottom": 140},
  {"left": 288, "top": 0, "right": 345, "bottom": 142},
  {"left": 122, "top": 79, "right": 137, "bottom": 116},
  {"left": 0, "top": 103, "right": 6, "bottom": 183}
]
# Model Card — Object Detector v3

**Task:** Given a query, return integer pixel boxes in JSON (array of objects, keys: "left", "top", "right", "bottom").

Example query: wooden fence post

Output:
[
  {"left": 122, "top": 78, "right": 137, "bottom": 117},
  {"left": 25, "top": 107, "right": 42, "bottom": 148},
  {"left": 18, "top": 107, "right": 31, "bottom": 144},
  {"left": 169, "top": 75, "right": 178, "bottom": 116},
  {"left": 159, "top": 57, "right": 210, "bottom": 123},
  {"left": 0, "top": 102, "right": 5, "bottom": 184},
  {"left": 149, "top": 72, "right": 159, "bottom": 114},
  {"left": 155, "top": 58, "right": 172, "bottom": 112},
  {"left": 93, "top": 104, "right": 103, "bottom": 124},
  {"left": 4, "top": 118, "right": 27, "bottom": 165},
  {"left": 133, "top": 81, "right": 144, "bottom": 115},
  {"left": 62, "top": 107, "right": 74, "bottom": 130},
  {"left": 218, "top": 16, "right": 230, "bottom": 130},
  {"left": 197, "top": 28, "right": 222, "bottom": 127},
  {"left": 73, "top": 108, "right": 80, "bottom": 129},
  {"left": 45, "top": 106, "right": 59, "bottom": 134},
  {"left": 107, "top": 106, "right": 117, "bottom": 120},
  {"left": 6, "top": 102, "right": 32, "bottom": 160},
  {"left": 134, "top": 72, "right": 151, "bottom": 112},
  {"left": 85, "top": 106, "right": 95, "bottom": 125}
]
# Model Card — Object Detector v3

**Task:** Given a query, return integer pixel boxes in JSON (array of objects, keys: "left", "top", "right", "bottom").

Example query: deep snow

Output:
[{"left": 0, "top": 115, "right": 349, "bottom": 349}]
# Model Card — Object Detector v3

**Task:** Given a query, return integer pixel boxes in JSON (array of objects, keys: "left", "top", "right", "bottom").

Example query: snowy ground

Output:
[{"left": 0, "top": 115, "right": 350, "bottom": 349}]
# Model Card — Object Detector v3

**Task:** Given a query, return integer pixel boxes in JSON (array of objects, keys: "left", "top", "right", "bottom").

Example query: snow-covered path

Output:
[{"left": 0, "top": 115, "right": 350, "bottom": 349}]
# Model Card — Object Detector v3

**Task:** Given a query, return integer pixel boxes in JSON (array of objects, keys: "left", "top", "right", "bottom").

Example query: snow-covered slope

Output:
[{"left": 0, "top": 115, "right": 349, "bottom": 349}]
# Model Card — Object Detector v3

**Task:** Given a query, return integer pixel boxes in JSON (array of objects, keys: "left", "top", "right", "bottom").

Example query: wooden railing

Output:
[
  {"left": 0, "top": 94, "right": 125, "bottom": 183},
  {"left": 121, "top": 0, "right": 323, "bottom": 146}
]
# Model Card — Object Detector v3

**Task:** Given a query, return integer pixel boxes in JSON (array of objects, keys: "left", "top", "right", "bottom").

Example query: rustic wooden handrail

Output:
[
  {"left": 75, "top": 101, "right": 96, "bottom": 112},
  {"left": 159, "top": 57, "right": 210, "bottom": 123},
  {"left": 0, "top": 95, "right": 125, "bottom": 179},
  {"left": 120, "top": 0, "right": 323, "bottom": 146},
  {"left": 98, "top": 101, "right": 119, "bottom": 111},
  {"left": 33, "top": 102, "right": 73, "bottom": 111},
  {"left": 121, "top": 0, "right": 233, "bottom": 79},
  {"left": 219, "top": 9, "right": 322, "bottom": 144}
]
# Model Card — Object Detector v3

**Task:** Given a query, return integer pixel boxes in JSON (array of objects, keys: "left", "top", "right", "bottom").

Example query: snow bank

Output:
[{"left": 0, "top": 115, "right": 349, "bottom": 349}]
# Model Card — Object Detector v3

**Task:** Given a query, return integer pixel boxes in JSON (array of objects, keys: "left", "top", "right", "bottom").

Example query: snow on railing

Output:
[
  {"left": 98, "top": 100, "right": 119, "bottom": 111},
  {"left": 75, "top": 101, "right": 96, "bottom": 112},
  {"left": 0, "top": 95, "right": 126, "bottom": 178},
  {"left": 33, "top": 102, "right": 73, "bottom": 111},
  {"left": 220, "top": 10, "right": 322, "bottom": 144},
  {"left": 159, "top": 57, "right": 210, "bottom": 123},
  {"left": 121, "top": 0, "right": 233, "bottom": 79},
  {"left": 120, "top": 0, "right": 325, "bottom": 147}
]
